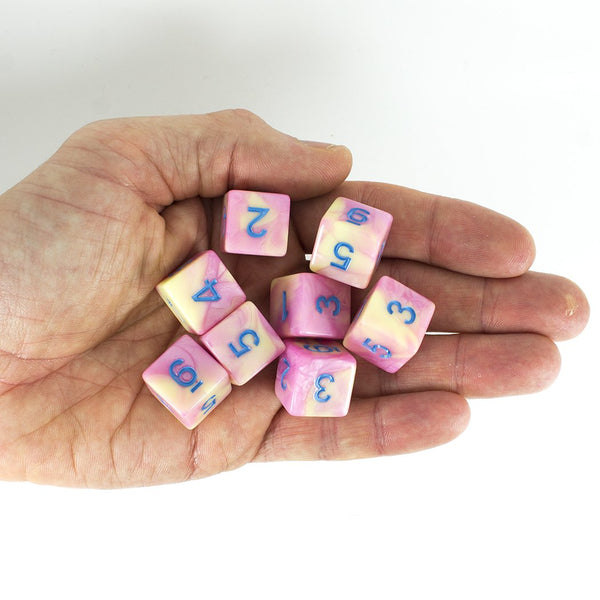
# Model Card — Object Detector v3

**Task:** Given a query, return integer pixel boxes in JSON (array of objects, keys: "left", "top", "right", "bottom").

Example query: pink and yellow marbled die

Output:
[
  {"left": 269, "top": 272, "right": 351, "bottom": 339},
  {"left": 142, "top": 335, "right": 232, "bottom": 429},
  {"left": 156, "top": 250, "right": 246, "bottom": 335},
  {"left": 220, "top": 190, "right": 291, "bottom": 256},
  {"left": 200, "top": 301, "right": 285, "bottom": 385},
  {"left": 309, "top": 197, "right": 393, "bottom": 289},
  {"left": 343, "top": 276, "right": 435, "bottom": 373},
  {"left": 275, "top": 339, "right": 357, "bottom": 417}
]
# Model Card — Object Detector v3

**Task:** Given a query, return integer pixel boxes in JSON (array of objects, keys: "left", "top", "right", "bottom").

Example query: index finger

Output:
[{"left": 292, "top": 181, "right": 536, "bottom": 278}]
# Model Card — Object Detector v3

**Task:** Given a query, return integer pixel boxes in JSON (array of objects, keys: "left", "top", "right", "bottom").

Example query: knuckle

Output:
[{"left": 207, "top": 108, "right": 264, "bottom": 133}]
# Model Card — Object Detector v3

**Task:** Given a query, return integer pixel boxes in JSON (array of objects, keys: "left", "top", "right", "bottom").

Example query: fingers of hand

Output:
[
  {"left": 255, "top": 391, "right": 470, "bottom": 461},
  {"left": 361, "top": 260, "right": 590, "bottom": 341},
  {"left": 352, "top": 332, "right": 561, "bottom": 399},
  {"left": 63, "top": 110, "right": 353, "bottom": 207},
  {"left": 293, "top": 181, "right": 536, "bottom": 277},
  {"left": 254, "top": 331, "right": 558, "bottom": 466},
  {"left": 159, "top": 197, "right": 210, "bottom": 275}
]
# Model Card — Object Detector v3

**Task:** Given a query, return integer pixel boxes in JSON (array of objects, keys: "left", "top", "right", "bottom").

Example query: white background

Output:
[{"left": 1, "top": 1, "right": 598, "bottom": 598}]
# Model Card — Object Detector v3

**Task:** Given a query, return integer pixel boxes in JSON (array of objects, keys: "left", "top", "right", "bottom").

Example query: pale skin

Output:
[{"left": 0, "top": 109, "right": 589, "bottom": 488}]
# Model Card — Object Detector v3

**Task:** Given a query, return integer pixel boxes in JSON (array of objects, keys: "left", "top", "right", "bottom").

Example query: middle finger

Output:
[
  {"left": 351, "top": 332, "right": 561, "bottom": 399},
  {"left": 357, "top": 259, "right": 588, "bottom": 342}
]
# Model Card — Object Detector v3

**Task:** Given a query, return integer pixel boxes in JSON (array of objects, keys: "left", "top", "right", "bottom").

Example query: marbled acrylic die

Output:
[
  {"left": 275, "top": 340, "right": 357, "bottom": 417},
  {"left": 343, "top": 276, "right": 435, "bottom": 373},
  {"left": 156, "top": 250, "right": 246, "bottom": 335},
  {"left": 200, "top": 301, "right": 285, "bottom": 385},
  {"left": 270, "top": 272, "right": 351, "bottom": 339},
  {"left": 309, "top": 197, "right": 393, "bottom": 289},
  {"left": 142, "top": 335, "right": 232, "bottom": 429},
  {"left": 220, "top": 190, "right": 291, "bottom": 256}
]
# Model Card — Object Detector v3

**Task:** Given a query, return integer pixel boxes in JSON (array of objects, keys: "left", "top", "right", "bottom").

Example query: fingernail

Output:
[{"left": 299, "top": 139, "right": 343, "bottom": 150}]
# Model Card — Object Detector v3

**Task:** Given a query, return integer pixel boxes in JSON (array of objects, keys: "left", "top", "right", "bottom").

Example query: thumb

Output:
[{"left": 61, "top": 109, "right": 352, "bottom": 205}]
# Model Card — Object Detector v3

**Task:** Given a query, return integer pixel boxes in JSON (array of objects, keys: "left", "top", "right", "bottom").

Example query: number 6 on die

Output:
[{"left": 142, "top": 335, "right": 232, "bottom": 429}]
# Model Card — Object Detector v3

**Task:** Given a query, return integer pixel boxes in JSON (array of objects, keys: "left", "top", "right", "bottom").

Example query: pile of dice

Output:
[{"left": 142, "top": 190, "right": 435, "bottom": 429}]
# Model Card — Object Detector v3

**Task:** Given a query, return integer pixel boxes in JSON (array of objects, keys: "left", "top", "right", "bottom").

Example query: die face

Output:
[
  {"left": 309, "top": 197, "right": 393, "bottom": 289},
  {"left": 220, "top": 190, "right": 291, "bottom": 257},
  {"left": 269, "top": 272, "right": 351, "bottom": 339},
  {"left": 142, "top": 335, "right": 232, "bottom": 429},
  {"left": 156, "top": 250, "right": 246, "bottom": 335},
  {"left": 200, "top": 301, "right": 285, "bottom": 385},
  {"left": 343, "top": 276, "right": 435, "bottom": 373},
  {"left": 275, "top": 339, "right": 357, "bottom": 417}
]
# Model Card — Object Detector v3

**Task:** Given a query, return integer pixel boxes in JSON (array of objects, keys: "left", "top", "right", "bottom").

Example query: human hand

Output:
[{"left": 0, "top": 110, "right": 589, "bottom": 488}]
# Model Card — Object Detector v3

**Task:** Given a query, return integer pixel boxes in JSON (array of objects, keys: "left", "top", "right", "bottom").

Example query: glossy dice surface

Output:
[
  {"left": 220, "top": 190, "right": 291, "bottom": 256},
  {"left": 275, "top": 339, "right": 357, "bottom": 417},
  {"left": 309, "top": 197, "right": 393, "bottom": 289},
  {"left": 156, "top": 250, "right": 246, "bottom": 335},
  {"left": 270, "top": 272, "right": 351, "bottom": 339},
  {"left": 201, "top": 301, "right": 285, "bottom": 385},
  {"left": 343, "top": 276, "right": 435, "bottom": 373},
  {"left": 142, "top": 335, "right": 232, "bottom": 429}
]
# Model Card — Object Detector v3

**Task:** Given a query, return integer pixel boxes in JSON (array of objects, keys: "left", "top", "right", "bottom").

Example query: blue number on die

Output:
[
  {"left": 330, "top": 242, "right": 354, "bottom": 270},
  {"left": 375, "top": 240, "right": 386, "bottom": 265},
  {"left": 282, "top": 290, "right": 289, "bottom": 322},
  {"left": 345, "top": 207, "right": 370, "bottom": 226},
  {"left": 201, "top": 394, "right": 217, "bottom": 414},
  {"left": 192, "top": 278, "right": 221, "bottom": 302},
  {"left": 387, "top": 300, "right": 416, "bottom": 324},
  {"left": 314, "top": 373, "right": 335, "bottom": 402},
  {"left": 246, "top": 207, "right": 270, "bottom": 238},
  {"left": 280, "top": 358, "right": 291, "bottom": 390},
  {"left": 229, "top": 329, "right": 261, "bottom": 357},
  {"left": 316, "top": 295, "right": 341, "bottom": 316},
  {"left": 362, "top": 338, "right": 392, "bottom": 359},
  {"left": 169, "top": 359, "right": 204, "bottom": 392},
  {"left": 303, "top": 343, "right": 341, "bottom": 353}
]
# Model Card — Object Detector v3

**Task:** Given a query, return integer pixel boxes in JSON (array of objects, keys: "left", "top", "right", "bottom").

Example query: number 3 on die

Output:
[
  {"left": 314, "top": 373, "right": 335, "bottom": 403},
  {"left": 387, "top": 300, "right": 416, "bottom": 324}
]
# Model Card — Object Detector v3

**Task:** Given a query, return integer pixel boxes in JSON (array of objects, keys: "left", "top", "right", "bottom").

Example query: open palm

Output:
[{"left": 0, "top": 110, "right": 588, "bottom": 488}]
